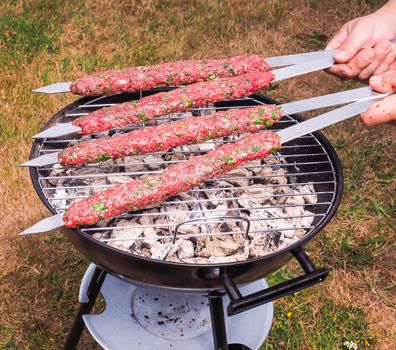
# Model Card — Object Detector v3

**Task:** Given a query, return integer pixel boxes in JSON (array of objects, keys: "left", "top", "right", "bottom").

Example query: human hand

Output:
[
  {"left": 326, "top": 7, "right": 396, "bottom": 80},
  {"left": 360, "top": 70, "right": 396, "bottom": 126}
]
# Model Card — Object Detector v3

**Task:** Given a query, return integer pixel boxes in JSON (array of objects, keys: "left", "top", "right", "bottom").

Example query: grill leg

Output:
[
  {"left": 208, "top": 293, "right": 228, "bottom": 350},
  {"left": 63, "top": 266, "right": 107, "bottom": 350}
]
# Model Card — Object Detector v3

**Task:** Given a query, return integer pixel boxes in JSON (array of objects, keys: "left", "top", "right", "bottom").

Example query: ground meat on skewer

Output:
[
  {"left": 63, "top": 131, "right": 281, "bottom": 228},
  {"left": 72, "top": 71, "right": 274, "bottom": 134},
  {"left": 60, "top": 105, "right": 283, "bottom": 166},
  {"left": 69, "top": 55, "right": 270, "bottom": 96}
]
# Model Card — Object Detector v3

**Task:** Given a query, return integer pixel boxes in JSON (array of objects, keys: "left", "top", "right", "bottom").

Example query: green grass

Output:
[
  {"left": 0, "top": 0, "right": 395, "bottom": 349},
  {"left": 264, "top": 297, "right": 375, "bottom": 350},
  {"left": 0, "top": 6, "right": 60, "bottom": 68}
]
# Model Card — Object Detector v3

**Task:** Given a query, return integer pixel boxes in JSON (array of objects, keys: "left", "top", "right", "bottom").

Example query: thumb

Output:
[
  {"left": 369, "top": 70, "right": 396, "bottom": 93},
  {"left": 333, "top": 22, "right": 369, "bottom": 63},
  {"left": 326, "top": 24, "right": 348, "bottom": 50},
  {"left": 360, "top": 94, "right": 396, "bottom": 126}
]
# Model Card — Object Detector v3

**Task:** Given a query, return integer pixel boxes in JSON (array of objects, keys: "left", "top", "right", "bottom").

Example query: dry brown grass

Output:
[{"left": 0, "top": 0, "right": 395, "bottom": 349}]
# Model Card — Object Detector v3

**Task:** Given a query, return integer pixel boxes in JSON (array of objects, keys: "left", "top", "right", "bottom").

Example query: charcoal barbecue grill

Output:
[{"left": 28, "top": 88, "right": 343, "bottom": 349}]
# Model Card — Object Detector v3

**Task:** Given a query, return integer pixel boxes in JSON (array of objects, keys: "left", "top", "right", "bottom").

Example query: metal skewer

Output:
[{"left": 19, "top": 95, "right": 389, "bottom": 236}]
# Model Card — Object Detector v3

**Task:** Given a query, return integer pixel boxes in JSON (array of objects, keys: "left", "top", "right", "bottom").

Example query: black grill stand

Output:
[
  {"left": 62, "top": 266, "right": 262, "bottom": 350},
  {"left": 63, "top": 266, "right": 107, "bottom": 350},
  {"left": 63, "top": 248, "right": 329, "bottom": 349},
  {"left": 208, "top": 293, "right": 229, "bottom": 350}
]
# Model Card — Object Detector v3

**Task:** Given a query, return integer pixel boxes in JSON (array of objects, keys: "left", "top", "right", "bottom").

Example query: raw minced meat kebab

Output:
[
  {"left": 60, "top": 105, "right": 283, "bottom": 166},
  {"left": 70, "top": 55, "right": 270, "bottom": 96},
  {"left": 72, "top": 71, "right": 274, "bottom": 134},
  {"left": 63, "top": 131, "right": 281, "bottom": 228}
]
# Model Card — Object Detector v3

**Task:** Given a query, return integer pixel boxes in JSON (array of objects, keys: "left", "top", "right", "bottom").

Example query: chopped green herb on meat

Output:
[
  {"left": 270, "top": 146, "right": 280, "bottom": 154},
  {"left": 137, "top": 113, "right": 149, "bottom": 121},
  {"left": 271, "top": 111, "right": 279, "bottom": 120},
  {"left": 97, "top": 153, "right": 111, "bottom": 161},
  {"left": 254, "top": 118, "right": 273, "bottom": 127},
  {"left": 91, "top": 203, "right": 107, "bottom": 218}
]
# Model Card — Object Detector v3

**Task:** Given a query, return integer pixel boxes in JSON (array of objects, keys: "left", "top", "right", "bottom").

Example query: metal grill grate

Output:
[{"left": 33, "top": 89, "right": 338, "bottom": 255}]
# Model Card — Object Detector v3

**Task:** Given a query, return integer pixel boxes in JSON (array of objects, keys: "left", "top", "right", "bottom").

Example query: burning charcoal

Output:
[
  {"left": 285, "top": 194, "right": 305, "bottom": 206},
  {"left": 251, "top": 166, "right": 274, "bottom": 184},
  {"left": 166, "top": 239, "right": 183, "bottom": 258},
  {"left": 237, "top": 197, "right": 261, "bottom": 211},
  {"left": 66, "top": 165, "right": 104, "bottom": 177},
  {"left": 152, "top": 216, "right": 171, "bottom": 236},
  {"left": 51, "top": 189, "right": 67, "bottom": 209},
  {"left": 108, "top": 220, "right": 144, "bottom": 251},
  {"left": 166, "top": 203, "right": 200, "bottom": 236},
  {"left": 262, "top": 207, "right": 292, "bottom": 234},
  {"left": 198, "top": 141, "right": 216, "bottom": 152},
  {"left": 107, "top": 175, "right": 131, "bottom": 184},
  {"left": 194, "top": 236, "right": 209, "bottom": 253},
  {"left": 98, "top": 158, "right": 120, "bottom": 173},
  {"left": 89, "top": 178, "right": 109, "bottom": 194},
  {"left": 249, "top": 234, "right": 271, "bottom": 258},
  {"left": 202, "top": 189, "right": 230, "bottom": 207},
  {"left": 139, "top": 247, "right": 151, "bottom": 257},
  {"left": 298, "top": 213, "right": 315, "bottom": 228},
  {"left": 197, "top": 235, "right": 244, "bottom": 257},
  {"left": 150, "top": 242, "right": 173, "bottom": 260},
  {"left": 48, "top": 164, "right": 66, "bottom": 186},
  {"left": 142, "top": 227, "right": 159, "bottom": 248},
  {"left": 63, "top": 178, "right": 91, "bottom": 197},
  {"left": 154, "top": 216, "right": 168, "bottom": 226},
  {"left": 176, "top": 192, "right": 196, "bottom": 203},
  {"left": 245, "top": 212, "right": 269, "bottom": 237},
  {"left": 236, "top": 185, "right": 274, "bottom": 207},
  {"left": 213, "top": 220, "right": 238, "bottom": 234},
  {"left": 214, "top": 180, "right": 234, "bottom": 189},
  {"left": 266, "top": 153, "right": 286, "bottom": 165},
  {"left": 283, "top": 204, "right": 305, "bottom": 218},
  {"left": 224, "top": 168, "right": 252, "bottom": 187},
  {"left": 177, "top": 240, "right": 194, "bottom": 259},
  {"left": 138, "top": 214, "right": 154, "bottom": 226},
  {"left": 168, "top": 152, "right": 184, "bottom": 162},
  {"left": 119, "top": 156, "right": 146, "bottom": 173},
  {"left": 144, "top": 154, "right": 164, "bottom": 170},
  {"left": 277, "top": 236, "right": 298, "bottom": 250},
  {"left": 299, "top": 184, "right": 318, "bottom": 204},
  {"left": 94, "top": 218, "right": 112, "bottom": 228},
  {"left": 92, "top": 231, "right": 110, "bottom": 240},
  {"left": 204, "top": 203, "right": 230, "bottom": 218},
  {"left": 270, "top": 168, "right": 288, "bottom": 185},
  {"left": 275, "top": 185, "right": 293, "bottom": 205},
  {"left": 183, "top": 144, "right": 200, "bottom": 154},
  {"left": 243, "top": 240, "right": 250, "bottom": 256},
  {"left": 76, "top": 137, "right": 318, "bottom": 263}
]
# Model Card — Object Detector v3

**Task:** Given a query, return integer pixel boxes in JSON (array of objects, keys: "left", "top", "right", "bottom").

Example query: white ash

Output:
[
  {"left": 43, "top": 115, "right": 319, "bottom": 264},
  {"left": 102, "top": 152, "right": 318, "bottom": 263}
]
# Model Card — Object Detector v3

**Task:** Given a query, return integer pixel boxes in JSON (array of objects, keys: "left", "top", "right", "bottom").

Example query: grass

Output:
[{"left": 0, "top": 0, "right": 395, "bottom": 349}]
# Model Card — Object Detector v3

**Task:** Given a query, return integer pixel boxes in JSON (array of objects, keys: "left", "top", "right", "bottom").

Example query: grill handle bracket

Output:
[{"left": 223, "top": 247, "right": 329, "bottom": 316}]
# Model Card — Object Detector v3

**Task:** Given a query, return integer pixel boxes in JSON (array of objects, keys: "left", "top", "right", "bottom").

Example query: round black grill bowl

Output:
[{"left": 29, "top": 90, "right": 343, "bottom": 293}]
